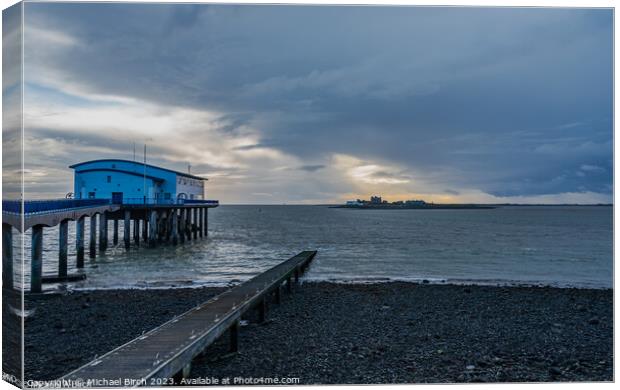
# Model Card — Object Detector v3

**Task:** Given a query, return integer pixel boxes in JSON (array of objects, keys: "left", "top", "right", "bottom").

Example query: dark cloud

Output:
[
  {"left": 297, "top": 164, "right": 325, "bottom": 172},
  {"left": 21, "top": 4, "right": 613, "bottom": 202}
]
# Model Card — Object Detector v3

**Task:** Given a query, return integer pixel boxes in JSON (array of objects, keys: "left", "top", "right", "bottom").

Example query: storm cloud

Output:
[{"left": 15, "top": 3, "right": 613, "bottom": 203}]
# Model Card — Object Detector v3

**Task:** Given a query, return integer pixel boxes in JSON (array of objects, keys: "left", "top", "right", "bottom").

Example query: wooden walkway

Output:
[{"left": 60, "top": 251, "right": 317, "bottom": 387}]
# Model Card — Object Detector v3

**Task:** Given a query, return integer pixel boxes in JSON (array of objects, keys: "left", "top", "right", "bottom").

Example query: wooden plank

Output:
[{"left": 60, "top": 251, "right": 317, "bottom": 386}]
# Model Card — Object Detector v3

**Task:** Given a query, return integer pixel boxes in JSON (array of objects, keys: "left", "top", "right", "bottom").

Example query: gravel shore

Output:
[{"left": 22, "top": 282, "right": 612, "bottom": 383}]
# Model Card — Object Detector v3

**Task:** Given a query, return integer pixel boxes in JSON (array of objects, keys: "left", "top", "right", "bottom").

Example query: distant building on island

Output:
[
  {"left": 343, "top": 196, "right": 428, "bottom": 208},
  {"left": 70, "top": 159, "right": 208, "bottom": 203},
  {"left": 370, "top": 196, "right": 382, "bottom": 204}
]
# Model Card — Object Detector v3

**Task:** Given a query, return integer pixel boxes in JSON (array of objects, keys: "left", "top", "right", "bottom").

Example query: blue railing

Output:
[
  {"left": 2, "top": 198, "right": 219, "bottom": 214},
  {"left": 184, "top": 199, "right": 219, "bottom": 206},
  {"left": 121, "top": 198, "right": 219, "bottom": 206},
  {"left": 2, "top": 199, "right": 111, "bottom": 215}
]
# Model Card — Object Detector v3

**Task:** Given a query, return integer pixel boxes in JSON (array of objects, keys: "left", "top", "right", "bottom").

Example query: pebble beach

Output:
[{"left": 20, "top": 282, "right": 612, "bottom": 384}]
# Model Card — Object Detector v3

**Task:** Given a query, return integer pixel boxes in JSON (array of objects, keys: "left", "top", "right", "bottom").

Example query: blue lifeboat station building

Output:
[{"left": 70, "top": 159, "right": 208, "bottom": 204}]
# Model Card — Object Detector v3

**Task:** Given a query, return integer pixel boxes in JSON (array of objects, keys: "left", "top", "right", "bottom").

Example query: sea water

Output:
[{"left": 12, "top": 205, "right": 613, "bottom": 290}]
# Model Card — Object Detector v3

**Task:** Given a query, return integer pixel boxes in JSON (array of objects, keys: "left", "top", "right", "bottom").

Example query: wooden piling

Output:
[
  {"left": 179, "top": 209, "right": 186, "bottom": 244},
  {"left": 287, "top": 276, "right": 292, "bottom": 293},
  {"left": 58, "top": 220, "right": 68, "bottom": 278},
  {"left": 142, "top": 215, "right": 148, "bottom": 243},
  {"left": 76, "top": 216, "right": 85, "bottom": 268},
  {"left": 124, "top": 210, "right": 131, "bottom": 250},
  {"left": 99, "top": 212, "right": 108, "bottom": 252},
  {"left": 192, "top": 208, "right": 198, "bottom": 239},
  {"left": 186, "top": 208, "right": 192, "bottom": 241},
  {"left": 89, "top": 214, "right": 97, "bottom": 258},
  {"left": 149, "top": 210, "right": 158, "bottom": 247},
  {"left": 274, "top": 285, "right": 281, "bottom": 304},
  {"left": 204, "top": 207, "right": 208, "bottom": 236},
  {"left": 258, "top": 298, "right": 266, "bottom": 323},
  {"left": 167, "top": 212, "right": 174, "bottom": 242},
  {"left": 172, "top": 210, "right": 178, "bottom": 245},
  {"left": 113, "top": 219, "right": 119, "bottom": 245},
  {"left": 295, "top": 269, "right": 299, "bottom": 283},
  {"left": 31, "top": 225, "right": 43, "bottom": 293},
  {"left": 229, "top": 321, "right": 239, "bottom": 352},
  {"left": 198, "top": 208, "right": 203, "bottom": 238},
  {"left": 158, "top": 211, "right": 167, "bottom": 243},
  {"left": 2, "top": 223, "right": 13, "bottom": 290},
  {"left": 133, "top": 218, "right": 140, "bottom": 245}
]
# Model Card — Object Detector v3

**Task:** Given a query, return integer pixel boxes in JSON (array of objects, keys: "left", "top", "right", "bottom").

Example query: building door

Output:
[{"left": 112, "top": 192, "right": 123, "bottom": 204}]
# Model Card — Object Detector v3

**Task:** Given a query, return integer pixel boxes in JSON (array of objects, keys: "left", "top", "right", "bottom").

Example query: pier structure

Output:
[
  {"left": 2, "top": 198, "right": 218, "bottom": 293},
  {"left": 61, "top": 251, "right": 317, "bottom": 386}
]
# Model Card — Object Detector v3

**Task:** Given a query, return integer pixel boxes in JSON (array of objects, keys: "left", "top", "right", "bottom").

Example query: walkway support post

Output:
[
  {"left": 99, "top": 212, "right": 108, "bottom": 252},
  {"left": 124, "top": 210, "right": 131, "bottom": 250},
  {"left": 274, "top": 285, "right": 281, "bottom": 304},
  {"left": 76, "top": 216, "right": 85, "bottom": 268},
  {"left": 2, "top": 224, "right": 13, "bottom": 290},
  {"left": 89, "top": 214, "right": 97, "bottom": 258},
  {"left": 58, "top": 220, "right": 68, "bottom": 278},
  {"left": 230, "top": 321, "right": 239, "bottom": 352},
  {"left": 31, "top": 225, "right": 43, "bottom": 293},
  {"left": 193, "top": 208, "right": 198, "bottom": 239},
  {"left": 258, "top": 298, "right": 266, "bottom": 323},
  {"left": 198, "top": 208, "right": 203, "bottom": 238},
  {"left": 113, "top": 219, "right": 119, "bottom": 245}
]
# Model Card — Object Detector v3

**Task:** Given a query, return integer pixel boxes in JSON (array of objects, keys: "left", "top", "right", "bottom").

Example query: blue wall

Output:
[
  {"left": 72, "top": 159, "right": 206, "bottom": 201},
  {"left": 73, "top": 160, "right": 177, "bottom": 200}
]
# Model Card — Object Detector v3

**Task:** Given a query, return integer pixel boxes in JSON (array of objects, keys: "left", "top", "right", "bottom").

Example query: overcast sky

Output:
[{"left": 8, "top": 3, "right": 614, "bottom": 203}]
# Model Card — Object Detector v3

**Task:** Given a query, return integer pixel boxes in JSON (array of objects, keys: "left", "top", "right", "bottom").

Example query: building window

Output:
[
  {"left": 88, "top": 192, "right": 96, "bottom": 199},
  {"left": 107, "top": 176, "right": 111, "bottom": 183}
]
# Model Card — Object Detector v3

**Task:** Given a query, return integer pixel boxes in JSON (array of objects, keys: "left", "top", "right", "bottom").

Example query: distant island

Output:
[
  {"left": 331, "top": 196, "right": 496, "bottom": 210},
  {"left": 329, "top": 196, "right": 612, "bottom": 210}
]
